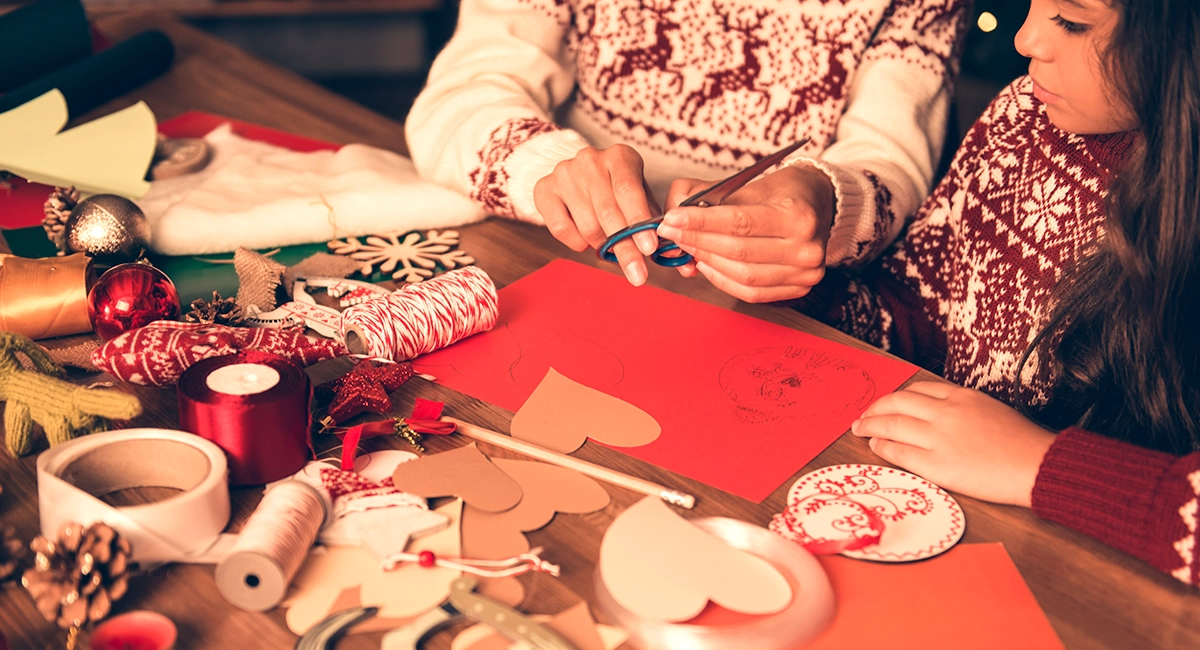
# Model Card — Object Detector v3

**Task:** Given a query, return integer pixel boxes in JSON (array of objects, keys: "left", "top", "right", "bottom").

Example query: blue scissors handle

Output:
[
  {"left": 597, "top": 217, "right": 692, "bottom": 267},
  {"left": 596, "top": 137, "right": 811, "bottom": 268}
]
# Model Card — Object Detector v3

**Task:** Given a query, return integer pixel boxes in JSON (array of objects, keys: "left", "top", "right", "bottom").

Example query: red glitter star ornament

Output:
[{"left": 317, "top": 360, "right": 415, "bottom": 425}]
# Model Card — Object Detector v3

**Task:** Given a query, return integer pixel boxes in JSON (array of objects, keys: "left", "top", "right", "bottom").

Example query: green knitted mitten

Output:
[{"left": 0, "top": 331, "right": 141, "bottom": 456}]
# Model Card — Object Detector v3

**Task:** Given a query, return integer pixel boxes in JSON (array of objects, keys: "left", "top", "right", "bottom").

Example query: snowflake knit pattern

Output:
[
  {"left": 819, "top": 77, "right": 1135, "bottom": 404},
  {"left": 92, "top": 320, "right": 347, "bottom": 386},
  {"left": 800, "top": 78, "right": 1200, "bottom": 588}
]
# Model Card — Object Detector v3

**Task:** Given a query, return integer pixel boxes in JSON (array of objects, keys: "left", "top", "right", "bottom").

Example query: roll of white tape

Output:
[{"left": 36, "top": 428, "right": 233, "bottom": 564}]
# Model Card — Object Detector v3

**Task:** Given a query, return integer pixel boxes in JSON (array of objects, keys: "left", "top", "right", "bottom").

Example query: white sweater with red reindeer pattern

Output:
[{"left": 406, "top": 0, "right": 968, "bottom": 267}]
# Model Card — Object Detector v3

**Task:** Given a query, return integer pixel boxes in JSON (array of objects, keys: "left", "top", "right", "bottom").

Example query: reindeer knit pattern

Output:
[
  {"left": 798, "top": 78, "right": 1200, "bottom": 587},
  {"left": 406, "top": 0, "right": 969, "bottom": 267}
]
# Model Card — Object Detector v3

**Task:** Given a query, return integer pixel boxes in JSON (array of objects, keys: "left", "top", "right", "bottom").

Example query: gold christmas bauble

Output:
[{"left": 64, "top": 195, "right": 150, "bottom": 263}]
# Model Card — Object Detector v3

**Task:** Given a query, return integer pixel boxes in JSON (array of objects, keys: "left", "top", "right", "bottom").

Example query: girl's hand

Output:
[
  {"left": 654, "top": 164, "right": 835, "bottom": 302},
  {"left": 851, "top": 381, "right": 1057, "bottom": 507},
  {"left": 534, "top": 145, "right": 662, "bottom": 287}
]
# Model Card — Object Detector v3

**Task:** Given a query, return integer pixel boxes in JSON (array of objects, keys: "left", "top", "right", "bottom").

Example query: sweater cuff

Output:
[
  {"left": 786, "top": 156, "right": 872, "bottom": 267},
  {"left": 504, "top": 129, "right": 591, "bottom": 225},
  {"left": 1031, "top": 427, "right": 1178, "bottom": 563}
]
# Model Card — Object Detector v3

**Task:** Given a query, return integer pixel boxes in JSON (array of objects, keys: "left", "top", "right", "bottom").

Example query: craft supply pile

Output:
[{"left": 0, "top": 1, "right": 1068, "bottom": 648}]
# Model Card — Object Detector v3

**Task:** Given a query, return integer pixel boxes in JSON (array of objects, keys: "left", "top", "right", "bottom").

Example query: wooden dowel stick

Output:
[{"left": 445, "top": 416, "right": 696, "bottom": 509}]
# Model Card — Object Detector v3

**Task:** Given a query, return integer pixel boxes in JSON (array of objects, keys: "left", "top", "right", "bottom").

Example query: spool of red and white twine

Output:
[{"left": 339, "top": 266, "right": 499, "bottom": 362}]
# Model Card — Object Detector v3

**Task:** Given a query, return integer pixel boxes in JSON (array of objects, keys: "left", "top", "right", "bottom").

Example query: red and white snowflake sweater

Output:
[
  {"left": 406, "top": 0, "right": 968, "bottom": 267},
  {"left": 799, "top": 77, "right": 1200, "bottom": 586}
]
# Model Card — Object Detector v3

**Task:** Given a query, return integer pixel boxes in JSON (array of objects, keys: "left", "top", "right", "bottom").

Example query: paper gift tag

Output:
[
  {"left": 283, "top": 499, "right": 464, "bottom": 634},
  {"left": 510, "top": 368, "right": 660, "bottom": 452},
  {"left": 770, "top": 464, "right": 964, "bottom": 562},
  {"left": 599, "top": 497, "right": 792, "bottom": 622}
]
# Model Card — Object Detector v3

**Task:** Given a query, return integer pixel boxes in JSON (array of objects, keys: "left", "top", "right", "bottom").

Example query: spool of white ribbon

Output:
[
  {"left": 36, "top": 428, "right": 233, "bottom": 564},
  {"left": 594, "top": 517, "right": 836, "bottom": 650}
]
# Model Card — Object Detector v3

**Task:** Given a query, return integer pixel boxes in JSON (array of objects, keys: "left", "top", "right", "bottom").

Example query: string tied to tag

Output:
[{"left": 380, "top": 546, "right": 560, "bottom": 578}]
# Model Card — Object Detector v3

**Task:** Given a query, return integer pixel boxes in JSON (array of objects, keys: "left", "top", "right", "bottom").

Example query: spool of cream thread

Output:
[{"left": 215, "top": 480, "right": 326, "bottom": 611}]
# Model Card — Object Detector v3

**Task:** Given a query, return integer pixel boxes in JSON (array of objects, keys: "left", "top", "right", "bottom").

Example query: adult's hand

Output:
[
  {"left": 533, "top": 144, "right": 660, "bottom": 286},
  {"left": 655, "top": 164, "right": 835, "bottom": 302},
  {"left": 851, "top": 381, "right": 1058, "bottom": 507}
]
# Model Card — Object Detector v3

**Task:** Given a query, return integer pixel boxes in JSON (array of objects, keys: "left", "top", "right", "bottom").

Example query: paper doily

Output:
[{"left": 769, "top": 464, "right": 964, "bottom": 562}]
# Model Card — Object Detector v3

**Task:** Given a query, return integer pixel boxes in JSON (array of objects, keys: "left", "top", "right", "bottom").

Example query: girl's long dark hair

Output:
[{"left": 1020, "top": 0, "right": 1200, "bottom": 455}]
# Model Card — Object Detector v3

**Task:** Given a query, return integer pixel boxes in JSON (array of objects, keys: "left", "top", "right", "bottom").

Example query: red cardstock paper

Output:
[
  {"left": 0, "top": 111, "right": 335, "bottom": 230},
  {"left": 690, "top": 543, "right": 1065, "bottom": 650},
  {"left": 414, "top": 260, "right": 918, "bottom": 502}
]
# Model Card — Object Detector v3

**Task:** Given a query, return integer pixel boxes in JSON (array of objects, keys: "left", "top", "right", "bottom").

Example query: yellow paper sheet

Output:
[{"left": 0, "top": 89, "right": 156, "bottom": 197}]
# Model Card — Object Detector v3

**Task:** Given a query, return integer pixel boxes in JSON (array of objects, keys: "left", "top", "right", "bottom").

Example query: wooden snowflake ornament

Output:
[{"left": 327, "top": 230, "right": 475, "bottom": 283}]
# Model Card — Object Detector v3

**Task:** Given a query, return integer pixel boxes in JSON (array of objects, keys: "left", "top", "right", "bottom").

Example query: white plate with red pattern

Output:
[{"left": 769, "top": 464, "right": 965, "bottom": 562}]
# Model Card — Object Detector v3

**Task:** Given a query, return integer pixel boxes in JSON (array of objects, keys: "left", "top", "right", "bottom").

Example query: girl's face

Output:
[{"left": 1014, "top": 0, "right": 1135, "bottom": 134}]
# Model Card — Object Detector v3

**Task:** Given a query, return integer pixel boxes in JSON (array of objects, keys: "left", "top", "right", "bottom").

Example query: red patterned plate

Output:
[{"left": 770, "top": 464, "right": 965, "bottom": 562}]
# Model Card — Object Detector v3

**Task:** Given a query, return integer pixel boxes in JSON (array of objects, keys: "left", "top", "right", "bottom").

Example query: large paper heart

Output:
[
  {"left": 391, "top": 443, "right": 523, "bottom": 512},
  {"left": 510, "top": 368, "right": 660, "bottom": 453},
  {"left": 462, "top": 458, "right": 611, "bottom": 559},
  {"left": 599, "top": 497, "right": 792, "bottom": 622}
]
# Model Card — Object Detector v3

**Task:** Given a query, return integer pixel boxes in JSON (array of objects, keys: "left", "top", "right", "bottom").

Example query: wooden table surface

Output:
[{"left": 1, "top": 10, "right": 1198, "bottom": 650}]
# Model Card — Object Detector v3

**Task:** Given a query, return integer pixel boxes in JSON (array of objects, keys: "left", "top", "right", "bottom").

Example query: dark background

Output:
[
  {"left": 3, "top": 0, "right": 1033, "bottom": 148},
  {"left": 187, "top": 0, "right": 1033, "bottom": 146}
]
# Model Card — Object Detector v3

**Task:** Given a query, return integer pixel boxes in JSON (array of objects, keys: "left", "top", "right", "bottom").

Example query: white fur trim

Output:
[{"left": 140, "top": 125, "right": 485, "bottom": 256}]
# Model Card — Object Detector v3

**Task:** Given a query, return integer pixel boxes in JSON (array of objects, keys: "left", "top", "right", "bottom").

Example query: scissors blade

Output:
[{"left": 678, "top": 137, "right": 812, "bottom": 208}]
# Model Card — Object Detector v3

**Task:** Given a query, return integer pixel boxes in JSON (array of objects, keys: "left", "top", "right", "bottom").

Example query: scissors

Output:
[
  {"left": 597, "top": 137, "right": 811, "bottom": 267},
  {"left": 297, "top": 577, "right": 576, "bottom": 650}
]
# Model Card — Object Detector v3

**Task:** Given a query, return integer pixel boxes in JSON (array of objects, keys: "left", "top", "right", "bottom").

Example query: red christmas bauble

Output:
[{"left": 87, "top": 263, "right": 182, "bottom": 340}]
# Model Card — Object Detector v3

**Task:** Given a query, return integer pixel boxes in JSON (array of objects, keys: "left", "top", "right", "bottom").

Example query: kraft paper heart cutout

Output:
[
  {"left": 283, "top": 499, "right": 465, "bottom": 634},
  {"left": 510, "top": 368, "right": 660, "bottom": 453},
  {"left": 599, "top": 497, "right": 793, "bottom": 622},
  {"left": 462, "top": 457, "right": 611, "bottom": 559},
  {"left": 391, "top": 443, "right": 523, "bottom": 512},
  {"left": 451, "top": 601, "right": 627, "bottom": 650}
]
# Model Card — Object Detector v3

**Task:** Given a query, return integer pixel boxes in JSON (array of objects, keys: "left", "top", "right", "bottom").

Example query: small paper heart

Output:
[
  {"left": 599, "top": 497, "right": 792, "bottom": 622},
  {"left": 391, "top": 443, "right": 523, "bottom": 512},
  {"left": 510, "top": 368, "right": 660, "bottom": 453},
  {"left": 462, "top": 458, "right": 611, "bottom": 559}
]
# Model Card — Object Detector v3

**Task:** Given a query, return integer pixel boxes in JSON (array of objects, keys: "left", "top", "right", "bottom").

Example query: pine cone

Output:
[
  {"left": 0, "top": 525, "right": 24, "bottom": 581},
  {"left": 184, "top": 291, "right": 244, "bottom": 326},
  {"left": 22, "top": 522, "right": 132, "bottom": 628},
  {"left": 42, "top": 187, "right": 81, "bottom": 255}
]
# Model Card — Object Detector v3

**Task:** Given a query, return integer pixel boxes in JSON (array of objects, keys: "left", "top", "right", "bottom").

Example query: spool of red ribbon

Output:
[{"left": 177, "top": 351, "right": 312, "bottom": 485}]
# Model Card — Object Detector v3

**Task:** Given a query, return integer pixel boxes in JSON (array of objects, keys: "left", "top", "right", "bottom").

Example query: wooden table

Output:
[{"left": 1, "top": 10, "right": 1198, "bottom": 650}]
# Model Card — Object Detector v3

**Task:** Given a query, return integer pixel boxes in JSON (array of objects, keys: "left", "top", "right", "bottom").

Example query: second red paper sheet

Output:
[{"left": 414, "top": 260, "right": 918, "bottom": 502}]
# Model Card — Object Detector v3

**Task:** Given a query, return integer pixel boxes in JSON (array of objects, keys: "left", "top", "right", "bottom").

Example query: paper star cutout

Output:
[{"left": 317, "top": 361, "right": 415, "bottom": 424}]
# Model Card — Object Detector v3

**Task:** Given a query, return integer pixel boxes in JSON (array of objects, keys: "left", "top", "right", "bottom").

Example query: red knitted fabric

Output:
[
  {"left": 803, "top": 77, "right": 1136, "bottom": 404},
  {"left": 796, "top": 78, "right": 1200, "bottom": 586},
  {"left": 1033, "top": 428, "right": 1200, "bottom": 586},
  {"left": 92, "top": 320, "right": 347, "bottom": 386}
]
